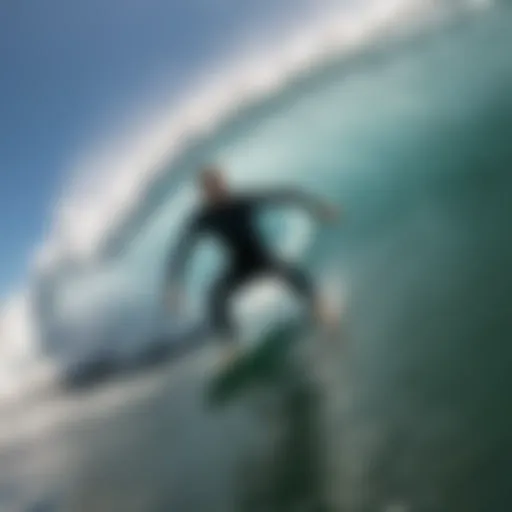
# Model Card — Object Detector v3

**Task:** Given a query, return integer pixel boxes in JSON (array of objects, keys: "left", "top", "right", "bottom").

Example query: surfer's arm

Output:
[
  {"left": 166, "top": 216, "right": 202, "bottom": 287},
  {"left": 248, "top": 188, "right": 340, "bottom": 222}
]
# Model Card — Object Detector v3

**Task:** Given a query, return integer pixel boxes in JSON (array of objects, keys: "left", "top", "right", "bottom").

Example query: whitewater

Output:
[{"left": 2, "top": 0, "right": 512, "bottom": 509}]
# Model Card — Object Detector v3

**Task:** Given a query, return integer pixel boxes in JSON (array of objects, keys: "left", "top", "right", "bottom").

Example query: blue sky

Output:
[{"left": 0, "top": 0, "right": 325, "bottom": 294}]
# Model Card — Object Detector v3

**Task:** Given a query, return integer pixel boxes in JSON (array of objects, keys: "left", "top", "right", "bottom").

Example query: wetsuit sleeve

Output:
[
  {"left": 246, "top": 188, "right": 327, "bottom": 216},
  {"left": 166, "top": 215, "right": 203, "bottom": 286}
]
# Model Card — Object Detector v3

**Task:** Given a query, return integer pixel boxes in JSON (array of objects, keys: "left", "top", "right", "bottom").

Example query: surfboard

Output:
[{"left": 206, "top": 320, "right": 308, "bottom": 406}]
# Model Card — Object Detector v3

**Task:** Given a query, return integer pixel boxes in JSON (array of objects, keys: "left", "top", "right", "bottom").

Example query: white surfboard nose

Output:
[{"left": 233, "top": 279, "right": 303, "bottom": 347}]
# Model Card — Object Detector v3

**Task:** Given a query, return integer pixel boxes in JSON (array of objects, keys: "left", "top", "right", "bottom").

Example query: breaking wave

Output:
[{"left": 0, "top": 0, "right": 497, "bottom": 402}]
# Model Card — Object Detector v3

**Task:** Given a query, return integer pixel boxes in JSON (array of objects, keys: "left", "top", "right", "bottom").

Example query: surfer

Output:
[{"left": 166, "top": 166, "right": 340, "bottom": 368}]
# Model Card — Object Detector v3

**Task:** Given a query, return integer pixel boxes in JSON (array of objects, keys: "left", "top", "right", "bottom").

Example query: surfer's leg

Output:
[
  {"left": 271, "top": 260, "right": 315, "bottom": 306},
  {"left": 271, "top": 260, "right": 336, "bottom": 330},
  {"left": 209, "top": 268, "right": 251, "bottom": 367},
  {"left": 209, "top": 270, "right": 240, "bottom": 342}
]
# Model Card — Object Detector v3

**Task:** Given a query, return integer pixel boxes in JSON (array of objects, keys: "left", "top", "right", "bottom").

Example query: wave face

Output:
[
  {"left": 2, "top": 0, "right": 508, "bottom": 395},
  {"left": 32, "top": 1, "right": 508, "bottom": 369},
  {"left": 2, "top": 1, "right": 512, "bottom": 510},
  {"left": 21, "top": 0, "right": 496, "bottom": 373}
]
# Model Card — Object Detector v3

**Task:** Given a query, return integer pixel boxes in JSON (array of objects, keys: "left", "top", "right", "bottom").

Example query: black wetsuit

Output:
[{"left": 168, "top": 189, "right": 321, "bottom": 340}]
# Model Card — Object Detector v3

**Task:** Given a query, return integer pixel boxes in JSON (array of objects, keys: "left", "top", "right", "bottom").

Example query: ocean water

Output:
[{"left": 2, "top": 2, "right": 512, "bottom": 511}]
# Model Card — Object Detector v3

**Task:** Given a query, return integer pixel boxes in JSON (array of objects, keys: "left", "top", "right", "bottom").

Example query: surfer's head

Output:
[{"left": 199, "top": 165, "right": 230, "bottom": 203}]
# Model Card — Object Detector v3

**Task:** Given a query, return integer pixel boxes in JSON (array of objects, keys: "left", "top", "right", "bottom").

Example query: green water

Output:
[{"left": 214, "top": 6, "right": 512, "bottom": 510}]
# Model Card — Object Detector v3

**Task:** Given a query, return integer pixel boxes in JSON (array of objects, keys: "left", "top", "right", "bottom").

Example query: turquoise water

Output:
[
  {"left": 5, "top": 3, "right": 512, "bottom": 511},
  {"left": 120, "top": 6, "right": 512, "bottom": 509}
]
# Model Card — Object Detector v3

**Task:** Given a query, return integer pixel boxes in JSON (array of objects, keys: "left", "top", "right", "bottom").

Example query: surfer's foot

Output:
[
  {"left": 216, "top": 343, "right": 242, "bottom": 372},
  {"left": 313, "top": 298, "right": 340, "bottom": 335}
]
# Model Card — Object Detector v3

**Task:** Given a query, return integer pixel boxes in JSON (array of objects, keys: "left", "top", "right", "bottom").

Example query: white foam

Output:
[{"left": 0, "top": 292, "right": 57, "bottom": 404}]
